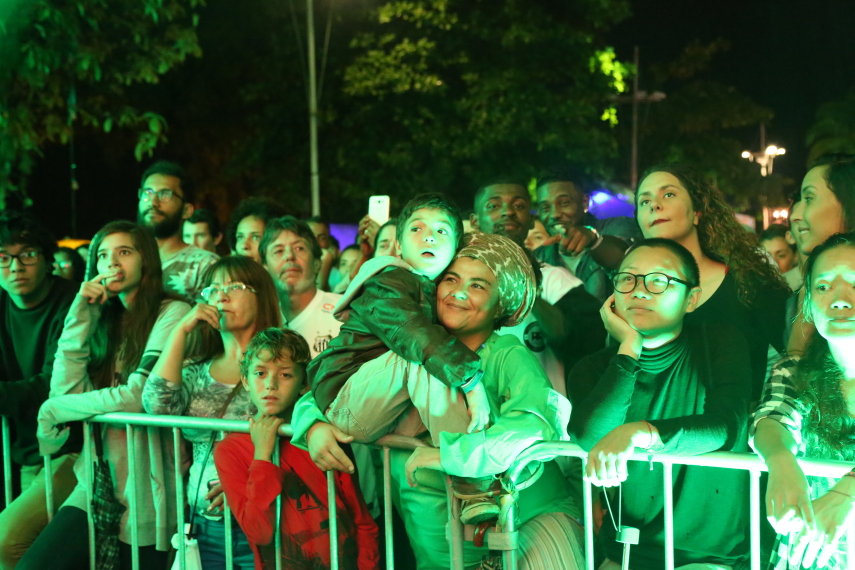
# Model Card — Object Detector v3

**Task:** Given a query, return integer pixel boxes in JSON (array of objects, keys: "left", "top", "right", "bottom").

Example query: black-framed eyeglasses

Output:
[
  {"left": 612, "top": 272, "right": 693, "bottom": 295},
  {"left": 0, "top": 250, "right": 40, "bottom": 268},
  {"left": 199, "top": 283, "right": 257, "bottom": 302},
  {"left": 138, "top": 188, "right": 185, "bottom": 204}
]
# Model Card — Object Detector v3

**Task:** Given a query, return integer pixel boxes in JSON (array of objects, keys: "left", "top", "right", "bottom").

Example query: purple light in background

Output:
[
  {"left": 330, "top": 223, "right": 359, "bottom": 249},
  {"left": 588, "top": 190, "right": 635, "bottom": 219}
]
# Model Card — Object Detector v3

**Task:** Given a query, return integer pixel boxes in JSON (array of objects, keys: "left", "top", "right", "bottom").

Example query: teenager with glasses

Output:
[
  {"left": 23, "top": 221, "right": 191, "bottom": 569},
  {"left": 635, "top": 165, "right": 790, "bottom": 403},
  {"left": 143, "top": 256, "right": 281, "bottom": 569},
  {"left": 137, "top": 160, "right": 219, "bottom": 303},
  {"left": 0, "top": 213, "right": 78, "bottom": 569},
  {"left": 569, "top": 238, "right": 753, "bottom": 570}
]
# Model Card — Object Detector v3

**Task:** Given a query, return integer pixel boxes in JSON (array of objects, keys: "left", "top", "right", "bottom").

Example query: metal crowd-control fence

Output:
[
  {"left": 500, "top": 441, "right": 855, "bottom": 570},
  {"left": 32, "top": 413, "right": 427, "bottom": 570},
  {"left": 1, "top": 415, "right": 851, "bottom": 570}
]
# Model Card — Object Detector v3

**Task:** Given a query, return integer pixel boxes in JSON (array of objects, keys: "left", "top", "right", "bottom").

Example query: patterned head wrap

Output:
[{"left": 453, "top": 232, "right": 537, "bottom": 327}]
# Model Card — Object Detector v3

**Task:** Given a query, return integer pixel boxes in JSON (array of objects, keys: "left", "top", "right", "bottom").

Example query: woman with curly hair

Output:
[
  {"left": 751, "top": 232, "right": 855, "bottom": 570},
  {"left": 635, "top": 165, "right": 790, "bottom": 400}
]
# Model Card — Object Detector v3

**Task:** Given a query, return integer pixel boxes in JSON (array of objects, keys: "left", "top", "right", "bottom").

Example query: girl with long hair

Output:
[
  {"left": 22, "top": 221, "right": 190, "bottom": 569},
  {"left": 143, "top": 256, "right": 281, "bottom": 569},
  {"left": 635, "top": 164, "right": 791, "bottom": 400},
  {"left": 752, "top": 232, "right": 855, "bottom": 569}
]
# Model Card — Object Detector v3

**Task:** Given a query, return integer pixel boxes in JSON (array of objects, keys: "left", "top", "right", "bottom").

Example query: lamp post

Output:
[
  {"left": 741, "top": 124, "right": 786, "bottom": 177},
  {"left": 306, "top": 0, "right": 321, "bottom": 217}
]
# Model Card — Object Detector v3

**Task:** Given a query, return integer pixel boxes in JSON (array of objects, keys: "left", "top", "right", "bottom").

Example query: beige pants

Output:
[
  {"left": 599, "top": 559, "right": 733, "bottom": 570},
  {"left": 0, "top": 454, "right": 79, "bottom": 570},
  {"left": 325, "top": 351, "right": 470, "bottom": 445}
]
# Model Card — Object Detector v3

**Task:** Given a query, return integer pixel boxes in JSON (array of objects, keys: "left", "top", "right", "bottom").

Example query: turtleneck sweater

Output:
[{"left": 568, "top": 322, "right": 752, "bottom": 569}]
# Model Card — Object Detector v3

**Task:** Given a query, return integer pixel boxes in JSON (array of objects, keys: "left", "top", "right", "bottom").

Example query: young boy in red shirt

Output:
[{"left": 214, "top": 328, "right": 379, "bottom": 570}]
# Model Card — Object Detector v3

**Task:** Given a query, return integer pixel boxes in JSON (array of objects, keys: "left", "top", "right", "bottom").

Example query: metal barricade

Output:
[
  {"left": 35, "top": 414, "right": 855, "bottom": 570},
  {"left": 501, "top": 441, "right": 855, "bottom": 570}
]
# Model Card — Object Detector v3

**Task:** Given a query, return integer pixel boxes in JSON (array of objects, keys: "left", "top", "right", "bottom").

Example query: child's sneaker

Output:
[
  {"left": 452, "top": 476, "right": 504, "bottom": 525},
  {"left": 460, "top": 496, "right": 500, "bottom": 525}
]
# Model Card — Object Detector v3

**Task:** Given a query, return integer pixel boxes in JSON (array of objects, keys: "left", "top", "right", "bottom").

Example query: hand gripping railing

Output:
[
  {"left": 36, "top": 413, "right": 428, "bottom": 570},
  {"left": 501, "top": 441, "right": 855, "bottom": 570}
]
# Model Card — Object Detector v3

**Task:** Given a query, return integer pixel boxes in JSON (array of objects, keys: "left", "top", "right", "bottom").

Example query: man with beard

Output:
[
  {"left": 137, "top": 161, "right": 218, "bottom": 302},
  {"left": 469, "top": 181, "right": 604, "bottom": 395}
]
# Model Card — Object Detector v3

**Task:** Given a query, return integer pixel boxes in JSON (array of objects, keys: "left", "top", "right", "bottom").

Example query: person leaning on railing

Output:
[
  {"left": 751, "top": 232, "right": 855, "bottom": 570},
  {"left": 20, "top": 221, "right": 191, "bottom": 570},
  {"left": 143, "top": 256, "right": 282, "bottom": 570},
  {"left": 569, "top": 238, "right": 752, "bottom": 570}
]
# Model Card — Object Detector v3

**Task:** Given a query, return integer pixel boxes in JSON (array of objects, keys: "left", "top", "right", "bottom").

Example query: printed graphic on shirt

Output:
[{"left": 523, "top": 322, "right": 546, "bottom": 353}]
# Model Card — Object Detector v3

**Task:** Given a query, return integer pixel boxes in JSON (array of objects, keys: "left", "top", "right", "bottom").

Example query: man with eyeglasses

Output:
[
  {"left": 0, "top": 212, "right": 79, "bottom": 568},
  {"left": 137, "top": 160, "right": 218, "bottom": 303}
]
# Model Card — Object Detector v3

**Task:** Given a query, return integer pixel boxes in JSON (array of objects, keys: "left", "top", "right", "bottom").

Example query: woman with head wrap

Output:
[{"left": 293, "top": 232, "right": 583, "bottom": 569}]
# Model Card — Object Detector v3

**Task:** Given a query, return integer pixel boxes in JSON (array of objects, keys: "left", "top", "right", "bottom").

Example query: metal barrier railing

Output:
[
  {"left": 0, "top": 415, "right": 851, "bottom": 569},
  {"left": 501, "top": 442, "right": 855, "bottom": 570}
]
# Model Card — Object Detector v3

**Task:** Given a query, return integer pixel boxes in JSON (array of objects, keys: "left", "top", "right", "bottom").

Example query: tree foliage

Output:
[
  {"left": 629, "top": 39, "right": 786, "bottom": 210},
  {"left": 806, "top": 90, "right": 855, "bottom": 165},
  {"left": 0, "top": 0, "right": 204, "bottom": 208}
]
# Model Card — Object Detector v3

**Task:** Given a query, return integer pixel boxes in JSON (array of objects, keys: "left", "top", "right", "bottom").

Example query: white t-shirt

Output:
[
  {"left": 497, "top": 263, "right": 582, "bottom": 396},
  {"left": 283, "top": 289, "right": 343, "bottom": 360}
]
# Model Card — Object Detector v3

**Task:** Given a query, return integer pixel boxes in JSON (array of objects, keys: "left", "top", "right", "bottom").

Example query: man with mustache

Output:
[
  {"left": 259, "top": 216, "right": 378, "bottom": 516},
  {"left": 137, "top": 160, "right": 218, "bottom": 303},
  {"left": 259, "top": 216, "right": 341, "bottom": 359}
]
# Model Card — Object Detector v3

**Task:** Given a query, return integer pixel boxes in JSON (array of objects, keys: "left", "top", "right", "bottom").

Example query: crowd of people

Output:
[{"left": 0, "top": 156, "right": 853, "bottom": 570}]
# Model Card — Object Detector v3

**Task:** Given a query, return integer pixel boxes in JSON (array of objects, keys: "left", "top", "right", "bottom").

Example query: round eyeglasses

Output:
[
  {"left": 612, "top": 272, "right": 693, "bottom": 295},
  {"left": 138, "top": 188, "right": 185, "bottom": 204},
  {"left": 199, "top": 282, "right": 257, "bottom": 302},
  {"left": 0, "top": 250, "right": 40, "bottom": 268}
]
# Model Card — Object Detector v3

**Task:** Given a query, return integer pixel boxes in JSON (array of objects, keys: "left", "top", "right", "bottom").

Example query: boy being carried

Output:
[
  {"left": 305, "top": 193, "right": 489, "bottom": 446},
  {"left": 214, "top": 328, "right": 378, "bottom": 569}
]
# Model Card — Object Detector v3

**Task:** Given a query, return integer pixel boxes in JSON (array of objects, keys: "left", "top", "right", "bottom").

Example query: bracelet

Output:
[
  {"left": 584, "top": 226, "right": 603, "bottom": 251},
  {"left": 461, "top": 370, "right": 484, "bottom": 393},
  {"left": 829, "top": 489, "right": 855, "bottom": 500}
]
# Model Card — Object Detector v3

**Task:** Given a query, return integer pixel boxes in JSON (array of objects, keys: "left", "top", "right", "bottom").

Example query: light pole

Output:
[
  {"left": 741, "top": 124, "right": 786, "bottom": 177},
  {"left": 306, "top": 0, "right": 321, "bottom": 217}
]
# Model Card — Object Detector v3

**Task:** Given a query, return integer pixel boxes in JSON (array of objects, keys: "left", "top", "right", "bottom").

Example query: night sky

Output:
[{"left": 25, "top": 0, "right": 855, "bottom": 239}]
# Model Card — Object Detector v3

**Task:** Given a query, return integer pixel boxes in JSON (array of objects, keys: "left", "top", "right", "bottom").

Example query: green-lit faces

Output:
[{"left": 614, "top": 246, "right": 699, "bottom": 338}]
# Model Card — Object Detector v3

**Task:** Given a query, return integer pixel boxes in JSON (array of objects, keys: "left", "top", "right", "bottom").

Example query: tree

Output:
[
  {"left": 806, "top": 90, "right": 855, "bottom": 165},
  {"left": 320, "top": 0, "right": 633, "bottom": 216},
  {"left": 624, "top": 40, "right": 787, "bottom": 211},
  {"left": 0, "top": 0, "right": 204, "bottom": 209}
]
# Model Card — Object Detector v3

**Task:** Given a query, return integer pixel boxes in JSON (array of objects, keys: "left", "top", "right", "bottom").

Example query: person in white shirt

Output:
[
  {"left": 469, "top": 181, "right": 605, "bottom": 396},
  {"left": 259, "top": 216, "right": 342, "bottom": 358},
  {"left": 259, "top": 216, "right": 378, "bottom": 515}
]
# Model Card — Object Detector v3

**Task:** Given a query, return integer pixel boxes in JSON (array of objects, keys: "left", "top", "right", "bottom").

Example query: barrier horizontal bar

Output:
[
  {"left": 505, "top": 441, "right": 855, "bottom": 487},
  {"left": 87, "top": 412, "right": 293, "bottom": 437}
]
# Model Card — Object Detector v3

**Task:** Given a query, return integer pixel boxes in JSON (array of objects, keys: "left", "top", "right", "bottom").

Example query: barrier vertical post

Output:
[
  {"left": 749, "top": 470, "right": 761, "bottom": 570},
  {"left": 383, "top": 447, "right": 394, "bottom": 570},
  {"left": 126, "top": 424, "right": 139, "bottom": 570},
  {"left": 447, "top": 475, "right": 465, "bottom": 570},
  {"left": 328, "top": 470, "right": 339, "bottom": 570},
  {"left": 224, "top": 496, "right": 233, "bottom": 568},
  {"left": 2, "top": 416, "right": 12, "bottom": 508},
  {"left": 43, "top": 455, "right": 54, "bottom": 521},
  {"left": 503, "top": 503, "right": 518, "bottom": 570},
  {"left": 273, "top": 441, "right": 282, "bottom": 570},
  {"left": 663, "top": 462, "right": 674, "bottom": 570},
  {"left": 84, "top": 422, "right": 96, "bottom": 570},
  {"left": 582, "top": 459, "right": 595, "bottom": 570},
  {"left": 173, "top": 427, "right": 185, "bottom": 570}
]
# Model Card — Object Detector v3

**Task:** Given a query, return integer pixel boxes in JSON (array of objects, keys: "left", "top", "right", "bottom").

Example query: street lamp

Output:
[{"left": 741, "top": 125, "right": 786, "bottom": 177}]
